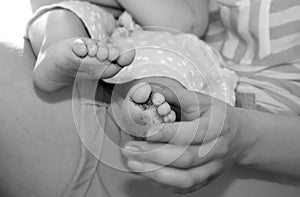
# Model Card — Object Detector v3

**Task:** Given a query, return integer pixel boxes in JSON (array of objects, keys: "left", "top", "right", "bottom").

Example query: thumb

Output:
[{"left": 152, "top": 86, "right": 211, "bottom": 116}]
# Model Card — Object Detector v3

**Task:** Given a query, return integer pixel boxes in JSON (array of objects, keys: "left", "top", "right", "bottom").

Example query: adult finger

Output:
[
  {"left": 146, "top": 117, "right": 220, "bottom": 145},
  {"left": 127, "top": 159, "right": 221, "bottom": 191},
  {"left": 123, "top": 138, "right": 227, "bottom": 168},
  {"left": 152, "top": 86, "right": 212, "bottom": 116}
]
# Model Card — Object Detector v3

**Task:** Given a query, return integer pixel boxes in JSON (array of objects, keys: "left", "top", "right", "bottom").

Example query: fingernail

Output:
[
  {"left": 146, "top": 124, "right": 163, "bottom": 138},
  {"left": 79, "top": 46, "right": 87, "bottom": 53},
  {"left": 146, "top": 129, "right": 159, "bottom": 138},
  {"left": 151, "top": 85, "right": 164, "bottom": 90},
  {"left": 124, "top": 145, "right": 141, "bottom": 152},
  {"left": 128, "top": 160, "right": 143, "bottom": 171}
]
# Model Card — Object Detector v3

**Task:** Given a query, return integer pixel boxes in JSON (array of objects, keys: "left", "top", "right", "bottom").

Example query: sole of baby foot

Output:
[
  {"left": 33, "top": 37, "right": 136, "bottom": 92},
  {"left": 72, "top": 38, "right": 136, "bottom": 79},
  {"left": 123, "top": 82, "right": 176, "bottom": 139}
]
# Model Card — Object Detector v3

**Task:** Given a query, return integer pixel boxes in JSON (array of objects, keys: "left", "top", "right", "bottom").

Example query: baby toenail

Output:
[
  {"left": 97, "top": 47, "right": 108, "bottom": 60},
  {"left": 168, "top": 111, "right": 176, "bottom": 122},
  {"left": 80, "top": 45, "right": 87, "bottom": 52},
  {"left": 90, "top": 44, "right": 96, "bottom": 49},
  {"left": 152, "top": 93, "right": 165, "bottom": 105},
  {"left": 111, "top": 48, "right": 119, "bottom": 54},
  {"left": 88, "top": 45, "right": 97, "bottom": 55},
  {"left": 74, "top": 39, "right": 84, "bottom": 44},
  {"left": 109, "top": 48, "right": 119, "bottom": 60},
  {"left": 129, "top": 83, "right": 151, "bottom": 103},
  {"left": 163, "top": 116, "right": 170, "bottom": 122},
  {"left": 157, "top": 102, "right": 171, "bottom": 115}
]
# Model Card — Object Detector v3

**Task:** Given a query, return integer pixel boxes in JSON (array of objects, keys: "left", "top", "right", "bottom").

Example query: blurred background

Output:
[{"left": 0, "top": 1, "right": 31, "bottom": 47}]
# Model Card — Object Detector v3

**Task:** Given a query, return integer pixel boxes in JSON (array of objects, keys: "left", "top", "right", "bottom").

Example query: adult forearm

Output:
[
  {"left": 235, "top": 108, "right": 300, "bottom": 179},
  {"left": 117, "top": 0, "right": 209, "bottom": 37}
]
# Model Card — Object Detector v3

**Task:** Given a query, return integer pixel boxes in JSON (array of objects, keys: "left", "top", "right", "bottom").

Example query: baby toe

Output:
[
  {"left": 107, "top": 45, "right": 120, "bottom": 61},
  {"left": 85, "top": 39, "right": 98, "bottom": 57},
  {"left": 72, "top": 39, "right": 88, "bottom": 57},
  {"left": 116, "top": 44, "right": 135, "bottom": 67},
  {"left": 96, "top": 43, "right": 109, "bottom": 61},
  {"left": 152, "top": 92, "right": 165, "bottom": 106},
  {"left": 129, "top": 83, "right": 152, "bottom": 104},
  {"left": 157, "top": 102, "right": 171, "bottom": 116},
  {"left": 165, "top": 110, "right": 176, "bottom": 122}
]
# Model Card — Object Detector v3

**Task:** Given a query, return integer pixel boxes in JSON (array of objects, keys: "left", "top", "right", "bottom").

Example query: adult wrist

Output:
[{"left": 230, "top": 107, "right": 260, "bottom": 167}]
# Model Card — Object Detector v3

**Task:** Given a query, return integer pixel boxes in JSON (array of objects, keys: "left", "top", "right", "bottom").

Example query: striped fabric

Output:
[{"left": 204, "top": 0, "right": 300, "bottom": 115}]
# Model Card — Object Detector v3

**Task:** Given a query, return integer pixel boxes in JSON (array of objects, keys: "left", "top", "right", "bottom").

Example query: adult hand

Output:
[{"left": 122, "top": 87, "right": 249, "bottom": 193}]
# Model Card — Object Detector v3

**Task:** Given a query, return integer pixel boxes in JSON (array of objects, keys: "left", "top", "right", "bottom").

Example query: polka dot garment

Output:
[{"left": 27, "top": 1, "right": 238, "bottom": 105}]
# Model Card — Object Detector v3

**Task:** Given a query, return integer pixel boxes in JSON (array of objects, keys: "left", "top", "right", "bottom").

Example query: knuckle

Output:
[
  {"left": 179, "top": 174, "right": 195, "bottom": 189},
  {"left": 222, "top": 142, "right": 229, "bottom": 155},
  {"left": 202, "top": 172, "right": 217, "bottom": 187},
  {"left": 222, "top": 121, "right": 230, "bottom": 133},
  {"left": 160, "top": 130, "right": 169, "bottom": 141},
  {"left": 148, "top": 151, "right": 159, "bottom": 162},
  {"left": 149, "top": 170, "right": 160, "bottom": 180},
  {"left": 153, "top": 169, "right": 170, "bottom": 182},
  {"left": 201, "top": 163, "right": 221, "bottom": 186},
  {"left": 218, "top": 138, "right": 229, "bottom": 155},
  {"left": 195, "top": 128, "right": 207, "bottom": 144},
  {"left": 177, "top": 189, "right": 193, "bottom": 194},
  {"left": 180, "top": 151, "right": 194, "bottom": 167},
  {"left": 170, "top": 187, "right": 193, "bottom": 194}
]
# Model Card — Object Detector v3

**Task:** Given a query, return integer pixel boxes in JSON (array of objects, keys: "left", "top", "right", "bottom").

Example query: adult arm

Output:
[
  {"left": 234, "top": 107, "right": 300, "bottom": 179},
  {"left": 122, "top": 87, "right": 300, "bottom": 193}
]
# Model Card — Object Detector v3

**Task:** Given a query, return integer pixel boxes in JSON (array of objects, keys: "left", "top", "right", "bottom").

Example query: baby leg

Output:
[{"left": 28, "top": 9, "right": 135, "bottom": 92}]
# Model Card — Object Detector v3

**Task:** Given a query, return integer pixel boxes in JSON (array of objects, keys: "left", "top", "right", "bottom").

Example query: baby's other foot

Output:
[
  {"left": 73, "top": 38, "right": 135, "bottom": 79},
  {"left": 34, "top": 38, "right": 135, "bottom": 92},
  {"left": 122, "top": 82, "right": 176, "bottom": 138}
]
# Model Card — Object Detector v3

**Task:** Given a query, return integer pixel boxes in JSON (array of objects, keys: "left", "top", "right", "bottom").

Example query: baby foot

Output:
[
  {"left": 118, "top": 82, "right": 176, "bottom": 139},
  {"left": 128, "top": 83, "right": 176, "bottom": 124},
  {"left": 34, "top": 37, "right": 135, "bottom": 92},
  {"left": 72, "top": 38, "right": 135, "bottom": 79}
]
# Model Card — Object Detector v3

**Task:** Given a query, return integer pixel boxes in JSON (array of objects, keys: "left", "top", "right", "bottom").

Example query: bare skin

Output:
[
  {"left": 33, "top": 37, "right": 135, "bottom": 92},
  {"left": 30, "top": 0, "right": 209, "bottom": 37},
  {"left": 27, "top": 0, "right": 209, "bottom": 136},
  {"left": 0, "top": 39, "right": 177, "bottom": 196},
  {"left": 28, "top": 8, "right": 181, "bottom": 137},
  {"left": 2, "top": 41, "right": 300, "bottom": 197},
  {"left": 0, "top": 40, "right": 80, "bottom": 197}
]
